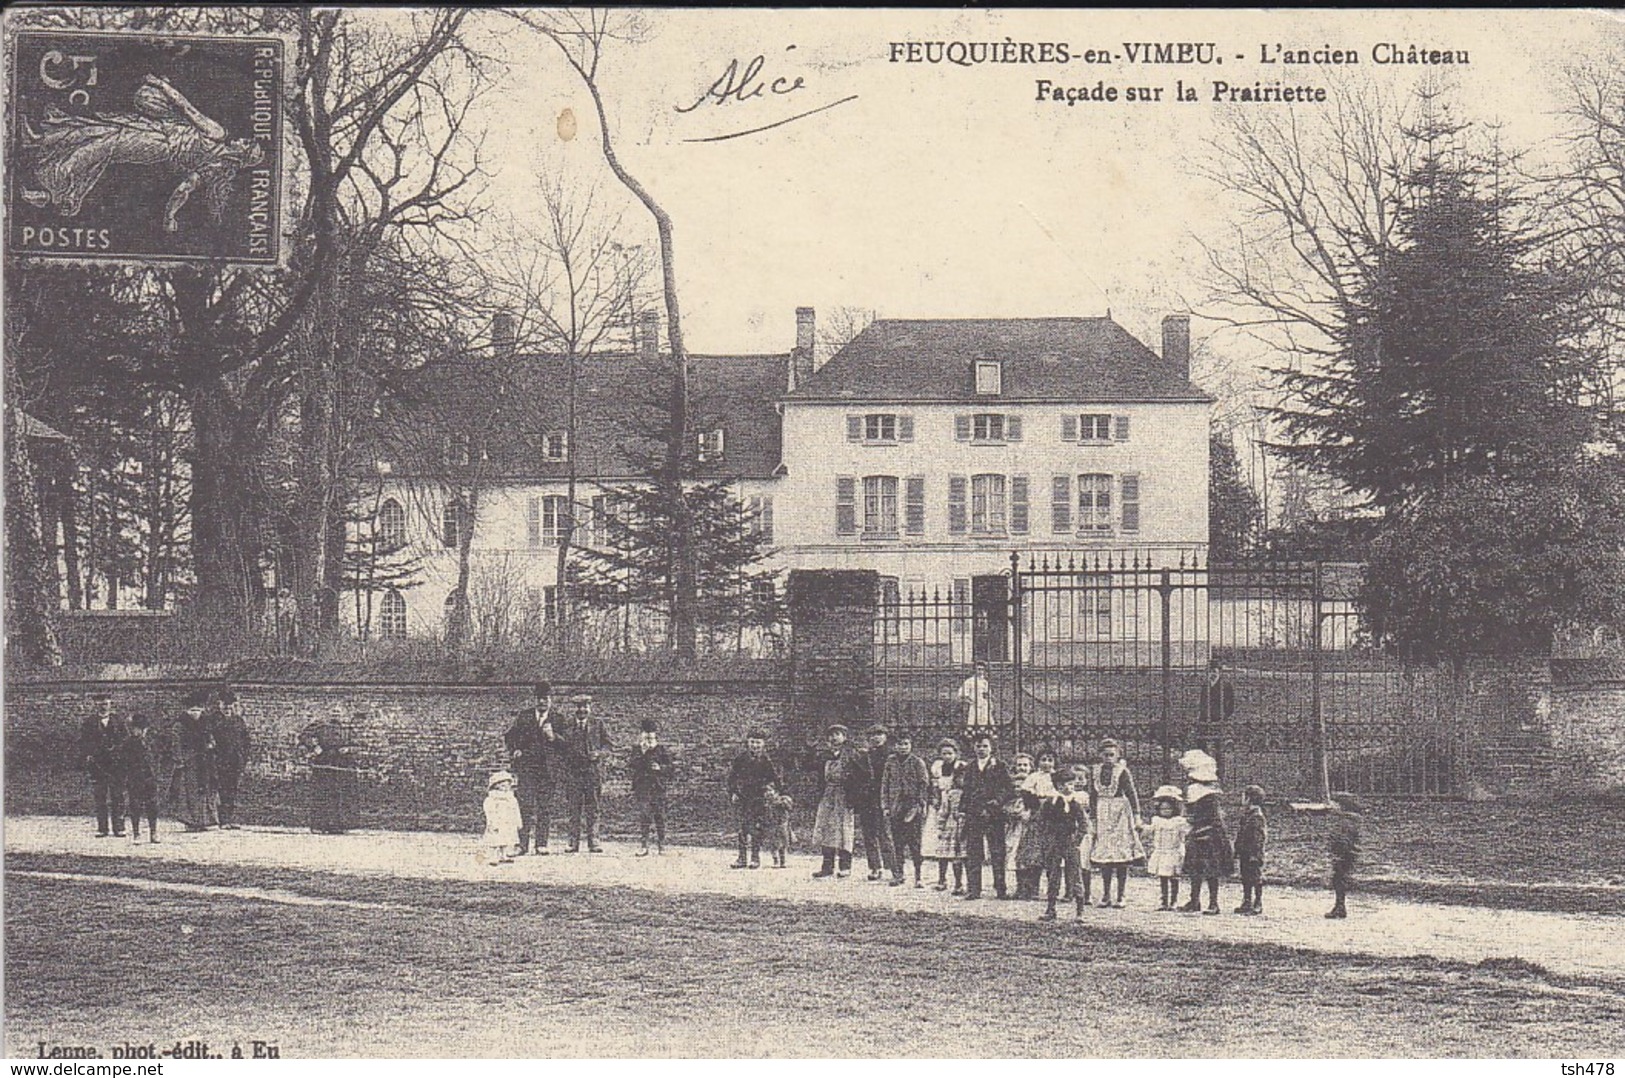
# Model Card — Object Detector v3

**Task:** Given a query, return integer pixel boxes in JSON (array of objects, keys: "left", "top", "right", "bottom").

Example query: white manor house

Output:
[{"left": 345, "top": 308, "right": 1213, "bottom": 644}]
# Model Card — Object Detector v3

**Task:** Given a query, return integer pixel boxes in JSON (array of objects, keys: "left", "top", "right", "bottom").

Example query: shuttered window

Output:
[
  {"left": 970, "top": 474, "right": 1006, "bottom": 535},
  {"left": 1114, "top": 415, "right": 1132, "bottom": 441},
  {"left": 836, "top": 477, "right": 857, "bottom": 535},
  {"left": 1121, "top": 474, "right": 1141, "bottom": 533},
  {"left": 947, "top": 475, "right": 968, "bottom": 534},
  {"left": 905, "top": 477, "right": 926, "bottom": 535},
  {"left": 1010, "top": 475, "right": 1030, "bottom": 534},
  {"left": 1051, "top": 476, "right": 1072, "bottom": 533}
]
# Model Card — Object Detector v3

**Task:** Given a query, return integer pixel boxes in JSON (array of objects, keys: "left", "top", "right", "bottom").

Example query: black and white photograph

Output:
[{"left": 3, "top": 6, "right": 1624, "bottom": 1062}]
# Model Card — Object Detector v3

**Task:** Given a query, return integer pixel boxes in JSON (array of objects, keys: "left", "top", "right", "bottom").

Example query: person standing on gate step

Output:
[
  {"left": 121, "top": 714, "right": 164, "bottom": 843},
  {"left": 169, "top": 691, "right": 219, "bottom": 832},
  {"left": 810, "top": 724, "right": 858, "bottom": 879},
  {"left": 958, "top": 661, "right": 994, "bottom": 736},
  {"left": 629, "top": 718, "right": 673, "bottom": 856},
  {"left": 728, "top": 727, "right": 780, "bottom": 869},
  {"left": 557, "top": 693, "right": 611, "bottom": 853},
  {"left": 80, "top": 693, "right": 130, "bottom": 838},
  {"left": 1198, "top": 660, "right": 1237, "bottom": 773},
  {"left": 208, "top": 689, "right": 252, "bottom": 829},
  {"left": 504, "top": 682, "right": 556, "bottom": 855},
  {"left": 959, "top": 733, "right": 1016, "bottom": 900},
  {"left": 850, "top": 724, "right": 900, "bottom": 882},
  {"left": 881, "top": 732, "right": 931, "bottom": 888}
]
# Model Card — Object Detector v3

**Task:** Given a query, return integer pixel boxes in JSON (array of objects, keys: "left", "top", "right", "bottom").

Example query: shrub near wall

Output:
[{"left": 4, "top": 676, "right": 792, "bottom": 836}]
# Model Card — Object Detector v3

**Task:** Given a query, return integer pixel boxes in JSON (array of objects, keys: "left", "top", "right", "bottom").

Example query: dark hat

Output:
[
  {"left": 91, "top": 691, "right": 113, "bottom": 703},
  {"left": 1243, "top": 784, "right": 1267, "bottom": 804},
  {"left": 182, "top": 690, "right": 209, "bottom": 708},
  {"left": 533, "top": 681, "right": 552, "bottom": 697},
  {"left": 217, "top": 689, "right": 238, "bottom": 705},
  {"left": 129, "top": 714, "right": 151, "bottom": 729},
  {"left": 639, "top": 718, "right": 658, "bottom": 733},
  {"left": 745, "top": 727, "right": 770, "bottom": 741},
  {"left": 864, "top": 723, "right": 889, "bottom": 737}
]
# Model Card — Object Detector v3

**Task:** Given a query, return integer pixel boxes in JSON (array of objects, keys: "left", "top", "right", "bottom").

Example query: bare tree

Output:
[
  {"left": 506, "top": 8, "right": 701, "bottom": 658},
  {"left": 816, "top": 306, "right": 877, "bottom": 366}
]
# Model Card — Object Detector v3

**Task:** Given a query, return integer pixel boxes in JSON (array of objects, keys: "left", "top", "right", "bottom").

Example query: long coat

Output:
[
  {"left": 1182, "top": 784, "right": 1235, "bottom": 878},
  {"left": 503, "top": 707, "right": 554, "bottom": 783},
  {"left": 553, "top": 714, "right": 611, "bottom": 788},
  {"left": 167, "top": 711, "right": 218, "bottom": 829},
  {"left": 959, "top": 756, "right": 1015, "bottom": 827},
  {"left": 80, "top": 713, "right": 129, "bottom": 780},
  {"left": 810, "top": 747, "right": 858, "bottom": 851},
  {"left": 880, "top": 751, "right": 931, "bottom": 821}
]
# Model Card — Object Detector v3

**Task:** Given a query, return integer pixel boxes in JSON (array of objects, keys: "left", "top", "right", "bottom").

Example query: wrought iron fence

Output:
[{"left": 874, "top": 551, "right": 1469, "bottom": 799}]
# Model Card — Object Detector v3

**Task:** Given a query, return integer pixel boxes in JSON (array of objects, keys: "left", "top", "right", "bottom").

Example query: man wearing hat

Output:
[
  {"left": 208, "top": 688, "right": 252, "bottom": 829},
  {"left": 79, "top": 693, "right": 130, "bottom": 837},
  {"left": 504, "top": 682, "right": 557, "bottom": 855},
  {"left": 849, "top": 724, "right": 899, "bottom": 882},
  {"left": 556, "top": 692, "right": 612, "bottom": 853},
  {"left": 810, "top": 723, "right": 858, "bottom": 878}
]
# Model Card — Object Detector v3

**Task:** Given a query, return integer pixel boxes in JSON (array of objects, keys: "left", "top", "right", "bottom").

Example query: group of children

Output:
[{"left": 477, "top": 723, "right": 1366, "bottom": 921}]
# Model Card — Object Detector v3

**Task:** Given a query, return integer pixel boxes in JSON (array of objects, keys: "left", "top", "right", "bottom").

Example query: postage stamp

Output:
[{"left": 6, "top": 29, "right": 282, "bottom": 264}]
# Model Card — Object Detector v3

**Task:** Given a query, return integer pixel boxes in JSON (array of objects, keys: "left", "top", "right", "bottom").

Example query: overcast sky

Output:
[{"left": 469, "top": 8, "right": 1621, "bottom": 365}]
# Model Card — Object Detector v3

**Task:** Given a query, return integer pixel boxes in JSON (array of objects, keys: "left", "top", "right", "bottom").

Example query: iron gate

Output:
[{"left": 873, "top": 551, "right": 1468, "bottom": 799}]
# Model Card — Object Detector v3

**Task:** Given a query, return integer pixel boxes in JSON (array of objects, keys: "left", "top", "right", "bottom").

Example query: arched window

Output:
[
  {"left": 379, "top": 589, "right": 407, "bottom": 639},
  {"left": 378, "top": 498, "right": 407, "bottom": 550}
]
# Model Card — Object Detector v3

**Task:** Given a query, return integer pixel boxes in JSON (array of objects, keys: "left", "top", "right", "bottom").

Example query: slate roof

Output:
[
  {"left": 786, "top": 317, "right": 1210, "bottom": 403},
  {"left": 371, "top": 349, "right": 787, "bottom": 482}
]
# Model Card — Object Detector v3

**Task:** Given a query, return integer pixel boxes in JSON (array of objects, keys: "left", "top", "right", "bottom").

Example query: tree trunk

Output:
[
  {"left": 190, "top": 381, "right": 257, "bottom": 628},
  {"left": 5, "top": 408, "right": 63, "bottom": 665},
  {"left": 57, "top": 470, "right": 83, "bottom": 611}
]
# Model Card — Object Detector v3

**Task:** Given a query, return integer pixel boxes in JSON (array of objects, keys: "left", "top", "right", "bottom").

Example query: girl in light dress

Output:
[
  {"left": 1143, "top": 785, "right": 1191, "bottom": 910},
  {"left": 483, "top": 771, "right": 523, "bottom": 865},
  {"left": 1005, "top": 753, "right": 1035, "bottom": 873},
  {"left": 923, "top": 739, "right": 967, "bottom": 893},
  {"left": 1091, "top": 738, "right": 1145, "bottom": 908}
]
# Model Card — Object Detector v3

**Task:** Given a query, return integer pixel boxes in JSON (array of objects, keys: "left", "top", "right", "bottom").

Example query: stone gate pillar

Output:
[{"left": 787, "top": 569, "right": 877, "bottom": 746}]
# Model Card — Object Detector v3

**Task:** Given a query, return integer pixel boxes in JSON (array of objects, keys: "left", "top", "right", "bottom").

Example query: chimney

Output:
[
  {"left": 638, "top": 310, "right": 660, "bottom": 360},
  {"left": 491, "top": 311, "right": 516, "bottom": 357},
  {"left": 790, "top": 306, "right": 815, "bottom": 391},
  {"left": 1162, "top": 314, "right": 1191, "bottom": 380}
]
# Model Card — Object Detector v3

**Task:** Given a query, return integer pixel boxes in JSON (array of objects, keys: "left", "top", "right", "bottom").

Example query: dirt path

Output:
[{"left": 7, "top": 814, "right": 1622, "bottom": 982}]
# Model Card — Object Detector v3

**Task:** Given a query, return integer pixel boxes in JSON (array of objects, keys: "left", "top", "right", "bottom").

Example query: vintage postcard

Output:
[{"left": 3, "top": 5, "right": 1623, "bottom": 1064}]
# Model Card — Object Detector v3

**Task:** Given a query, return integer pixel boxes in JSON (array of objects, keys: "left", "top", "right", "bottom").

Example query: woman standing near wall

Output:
[{"left": 168, "top": 690, "right": 219, "bottom": 832}]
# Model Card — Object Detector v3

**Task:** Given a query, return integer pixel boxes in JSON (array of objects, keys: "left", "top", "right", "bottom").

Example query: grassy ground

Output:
[{"left": 6, "top": 852, "right": 1624, "bottom": 1058}]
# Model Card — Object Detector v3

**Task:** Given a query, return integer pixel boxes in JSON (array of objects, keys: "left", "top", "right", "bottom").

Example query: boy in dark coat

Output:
[
  {"left": 727, "top": 728, "right": 780, "bottom": 869},
  {"left": 122, "top": 714, "right": 164, "bottom": 843},
  {"left": 1234, "top": 784, "right": 1268, "bottom": 914},
  {"left": 1326, "top": 791, "right": 1364, "bottom": 919},
  {"left": 629, "top": 718, "right": 674, "bottom": 855},
  {"left": 880, "top": 733, "right": 930, "bottom": 887},
  {"left": 959, "top": 734, "right": 1016, "bottom": 900},
  {"left": 850, "top": 725, "right": 898, "bottom": 882}
]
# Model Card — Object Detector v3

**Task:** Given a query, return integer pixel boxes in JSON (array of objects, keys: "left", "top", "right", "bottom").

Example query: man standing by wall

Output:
[
  {"left": 557, "top": 693, "right": 611, "bottom": 853},
  {"left": 504, "top": 682, "right": 556, "bottom": 855},
  {"left": 209, "top": 689, "right": 252, "bottom": 829},
  {"left": 80, "top": 693, "right": 129, "bottom": 837},
  {"left": 1199, "top": 660, "right": 1238, "bottom": 778}
]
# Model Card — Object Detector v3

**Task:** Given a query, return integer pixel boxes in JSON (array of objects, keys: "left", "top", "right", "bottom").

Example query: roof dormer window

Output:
[{"left": 975, "top": 360, "right": 1002, "bottom": 396}]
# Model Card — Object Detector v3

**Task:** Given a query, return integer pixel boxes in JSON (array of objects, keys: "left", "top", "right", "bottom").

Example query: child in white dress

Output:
[
  {"left": 1143, "top": 784, "right": 1191, "bottom": 910},
  {"left": 483, "top": 770, "right": 523, "bottom": 865}
]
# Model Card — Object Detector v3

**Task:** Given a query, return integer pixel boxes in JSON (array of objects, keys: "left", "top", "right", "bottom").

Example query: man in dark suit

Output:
[
  {"left": 959, "top": 732, "right": 1015, "bottom": 900},
  {"left": 80, "top": 694, "right": 129, "bottom": 837},
  {"left": 503, "top": 682, "right": 556, "bottom": 855},
  {"left": 556, "top": 693, "right": 612, "bottom": 853},
  {"left": 1199, "top": 660, "right": 1238, "bottom": 775},
  {"left": 122, "top": 714, "right": 165, "bottom": 843},
  {"left": 849, "top": 724, "right": 898, "bottom": 882},
  {"left": 208, "top": 689, "right": 252, "bottom": 829}
]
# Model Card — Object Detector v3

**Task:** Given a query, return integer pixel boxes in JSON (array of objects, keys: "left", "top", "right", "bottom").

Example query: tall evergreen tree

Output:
[{"left": 1208, "top": 427, "right": 1262, "bottom": 563}]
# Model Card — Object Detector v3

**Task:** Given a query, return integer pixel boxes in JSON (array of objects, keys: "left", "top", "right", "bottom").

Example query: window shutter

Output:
[
  {"left": 762, "top": 497, "right": 774, "bottom": 543},
  {"left": 847, "top": 415, "right": 863, "bottom": 442},
  {"left": 527, "top": 497, "right": 542, "bottom": 547},
  {"left": 898, "top": 415, "right": 915, "bottom": 442},
  {"left": 836, "top": 476, "right": 857, "bottom": 536},
  {"left": 954, "top": 415, "right": 971, "bottom": 441},
  {"left": 1006, "top": 414, "right": 1023, "bottom": 441},
  {"left": 1010, "top": 475, "right": 1030, "bottom": 534},
  {"left": 1114, "top": 415, "right": 1131, "bottom": 441},
  {"left": 1051, "top": 476, "right": 1072, "bottom": 533},
  {"left": 1061, "top": 415, "right": 1079, "bottom": 442},
  {"left": 948, "top": 475, "right": 968, "bottom": 535},
  {"left": 1121, "top": 474, "right": 1141, "bottom": 533},
  {"left": 905, "top": 476, "right": 926, "bottom": 535}
]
